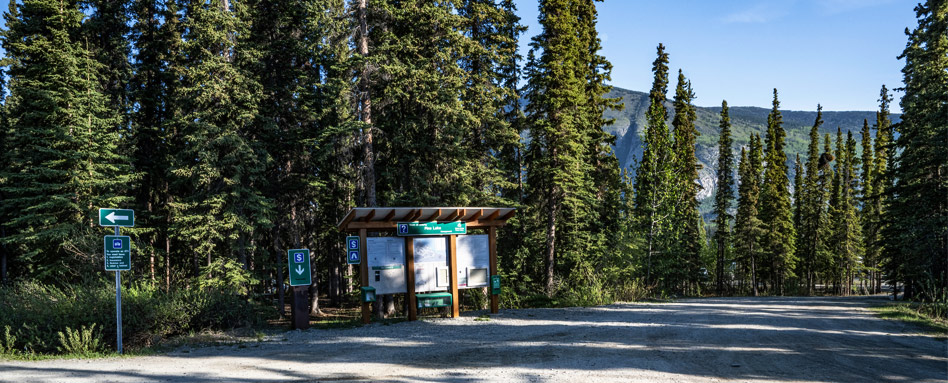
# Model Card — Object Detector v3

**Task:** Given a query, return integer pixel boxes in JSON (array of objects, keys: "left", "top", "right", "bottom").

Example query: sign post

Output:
[
  {"left": 100, "top": 208, "right": 134, "bottom": 354},
  {"left": 287, "top": 249, "right": 312, "bottom": 330}
]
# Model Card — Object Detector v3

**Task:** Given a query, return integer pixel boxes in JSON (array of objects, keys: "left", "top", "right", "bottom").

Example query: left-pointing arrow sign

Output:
[
  {"left": 105, "top": 212, "right": 128, "bottom": 223},
  {"left": 99, "top": 208, "right": 135, "bottom": 227}
]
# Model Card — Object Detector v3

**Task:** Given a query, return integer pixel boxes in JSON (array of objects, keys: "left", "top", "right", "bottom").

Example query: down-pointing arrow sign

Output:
[{"left": 287, "top": 249, "right": 311, "bottom": 286}]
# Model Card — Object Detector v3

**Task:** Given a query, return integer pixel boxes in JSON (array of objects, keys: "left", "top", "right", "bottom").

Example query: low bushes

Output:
[{"left": 0, "top": 281, "right": 275, "bottom": 356}]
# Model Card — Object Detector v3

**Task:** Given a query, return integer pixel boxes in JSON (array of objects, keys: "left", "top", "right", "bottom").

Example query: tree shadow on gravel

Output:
[{"left": 2, "top": 296, "right": 944, "bottom": 382}]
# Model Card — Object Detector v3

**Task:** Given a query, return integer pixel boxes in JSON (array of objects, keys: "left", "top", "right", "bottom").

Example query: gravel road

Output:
[{"left": 1, "top": 296, "right": 945, "bottom": 382}]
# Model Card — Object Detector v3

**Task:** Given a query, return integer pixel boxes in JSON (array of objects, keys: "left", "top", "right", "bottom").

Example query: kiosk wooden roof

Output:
[
  {"left": 339, "top": 207, "right": 515, "bottom": 323},
  {"left": 338, "top": 207, "right": 516, "bottom": 231}
]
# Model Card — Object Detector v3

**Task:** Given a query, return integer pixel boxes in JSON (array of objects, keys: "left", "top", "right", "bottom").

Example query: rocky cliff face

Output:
[{"left": 603, "top": 87, "right": 897, "bottom": 218}]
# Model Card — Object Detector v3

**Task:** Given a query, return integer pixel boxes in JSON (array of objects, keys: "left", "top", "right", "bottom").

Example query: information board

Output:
[
  {"left": 456, "top": 235, "right": 490, "bottom": 288},
  {"left": 414, "top": 237, "right": 448, "bottom": 292},
  {"left": 366, "top": 237, "right": 407, "bottom": 295}
]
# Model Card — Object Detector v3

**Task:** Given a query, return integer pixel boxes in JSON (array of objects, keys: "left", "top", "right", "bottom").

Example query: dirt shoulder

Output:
[{"left": 1, "top": 296, "right": 945, "bottom": 382}]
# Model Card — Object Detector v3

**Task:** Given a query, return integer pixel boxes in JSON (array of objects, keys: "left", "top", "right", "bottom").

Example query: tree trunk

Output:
[
  {"left": 310, "top": 271, "right": 322, "bottom": 316},
  {"left": 274, "top": 233, "right": 285, "bottom": 316},
  {"left": 750, "top": 245, "right": 759, "bottom": 297},
  {"left": 545, "top": 189, "right": 559, "bottom": 296},
  {"left": 357, "top": 0, "right": 376, "bottom": 208}
]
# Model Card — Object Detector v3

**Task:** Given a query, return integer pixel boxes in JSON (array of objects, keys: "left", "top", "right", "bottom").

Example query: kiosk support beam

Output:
[
  {"left": 449, "top": 235, "right": 460, "bottom": 318},
  {"left": 359, "top": 228, "right": 370, "bottom": 324},
  {"left": 489, "top": 226, "right": 498, "bottom": 313},
  {"left": 406, "top": 238, "right": 417, "bottom": 321}
]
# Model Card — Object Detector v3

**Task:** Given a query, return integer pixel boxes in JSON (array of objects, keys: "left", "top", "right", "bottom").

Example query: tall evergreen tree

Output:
[
  {"left": 712, "top": 100, "right": 734, "bottom": 295},
  {"left": 734, "top": 134, "right": 763, "bottom": 296},
  {"left": 758, "top": 89, "right": 796, "bottom": 295},
  {"left": 167, "top": 0, "right": 271, "bottom": 274},
  {"left": 129, "top": 0, "right": 184, "bottom": 286},
  {"left": 867, "top": 86, "right": 893, "bottom": 293},
  {"left": 882, "top": 0, "right": 948, "bottom": 299},
  {"left": 671, "top": 69, "right": 702, "bottom": 293},
  {"left": 0, "top": 0, "right": 133, "bottom": 281},
  {"left": 858, "top": 118, "right": 877, "bottom": 292},
  {"left": 633, "top": 43, "right": 675, "bottom": 288},
  {"left": 798, "top": 105, "right": 825, "bottom": 295},
  {"left": 82, "top": 0, "right": 132, "bottom": 131},
  {"left": 523, "top": 0, "right": 619, "bottom": 295}
]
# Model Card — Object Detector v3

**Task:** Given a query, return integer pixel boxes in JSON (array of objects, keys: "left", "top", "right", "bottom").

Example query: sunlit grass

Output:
[{"left": 869, "top": 303, "right": 948, "bottom": 338}]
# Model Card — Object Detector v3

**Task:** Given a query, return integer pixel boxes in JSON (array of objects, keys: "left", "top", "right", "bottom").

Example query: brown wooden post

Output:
[
  {"left": 359, "top": 228, "right": 370, "bottom": 324},
  {"left": 489, "top": 226, "right": 498, "bottom": 314},
  {"left": 406, "top": 237, "right": 417, "bottom": 321},
  {"left": 449, "top": 235, "right": 460, "bottom": 318}
]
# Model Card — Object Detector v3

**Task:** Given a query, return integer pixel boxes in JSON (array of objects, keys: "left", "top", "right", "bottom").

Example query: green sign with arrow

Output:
[
  {"left": 287, "top": 249, "right": 312, "bottom": 286},
  {"left": 99, "top": 208, "right": 135, "bottom": 227}
]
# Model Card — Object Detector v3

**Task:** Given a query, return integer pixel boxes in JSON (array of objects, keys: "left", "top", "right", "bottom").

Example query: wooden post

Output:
[
  {"left": 449, "top": 235, "right": 460, "bottom": 318},
  {"left": 489, "top": 226, "right": 498, "bottom": 313},
  {"left": 406, "top": 237, "right": 417, "bottom": 321},
  {"left": 359, "top": 228, "right": 370, "bottom": 324}
]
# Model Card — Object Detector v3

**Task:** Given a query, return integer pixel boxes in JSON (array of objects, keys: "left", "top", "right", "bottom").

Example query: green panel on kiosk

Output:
[
  {"left": 490, "top": 275, "right": 501, "bottom": 295},
  {"left": 396, "top": 221, "right": 466, "bottom": 236},
  {"left": 416, "top": 292, "right": 452, "bottom": 308},
  {"left": 360, "top": 286, "right": 377, "bottom": 303}
]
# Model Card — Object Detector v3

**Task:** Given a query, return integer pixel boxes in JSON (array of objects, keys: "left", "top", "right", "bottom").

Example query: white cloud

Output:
[{"left": 722, "top": 2, "right": 790, "bottom": 24}]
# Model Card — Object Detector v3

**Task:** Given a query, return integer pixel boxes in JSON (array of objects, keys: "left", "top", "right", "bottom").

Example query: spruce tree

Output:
[
  {"left": 0, "top": 0, "right": 132, "bottom": 281},
  {"left": 522, "top": 0, "right": 619, "bottom": 295},
  {"left": 858, "top": 118, "right": 877, "bottom": 291},
  {"left": 758, "top": 89, "right": 796, "bottom": 295},
  {"left": 734, "top": 134, "right": 764, "bottom": 296},
  {"left": 882, "top": 0, "right": 948, "bottom": 298},
  {"left": 82, "top": 0, "right": 132, "bottom": 130},
  {"left": 129, "top": 0, "right": 183, "bottom": 285},
  {"left": 167, "top": 0, "right": 270, "bottom": 273},
  {"left": 712, "top": 100, "right": 734, "bottom": 295},
  {"left": 633, "top": 43, "right": 675, "bottom": 288},
  {"left": 671, "top": 69, "right": 702, "bottom": 293},
  {"left": 798, "top": 105, "right": 825, "bottom": 295},
  {"left": 868, "top": 86, "right": 893, "bottom": 294}
]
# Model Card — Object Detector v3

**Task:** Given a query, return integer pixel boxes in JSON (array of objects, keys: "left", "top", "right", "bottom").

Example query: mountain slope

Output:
[{"left": 603, "top": 86, "right": 900, "bottom": 215}]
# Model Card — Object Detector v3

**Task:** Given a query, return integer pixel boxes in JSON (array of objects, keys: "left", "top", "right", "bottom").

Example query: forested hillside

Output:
[{"left": 605, "top": 86, "right": 902, "bottom": 209}]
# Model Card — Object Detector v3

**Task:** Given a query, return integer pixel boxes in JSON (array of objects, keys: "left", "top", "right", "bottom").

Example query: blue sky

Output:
[{"left": 514, "top": 0, "right": 917, "bottom": 112}]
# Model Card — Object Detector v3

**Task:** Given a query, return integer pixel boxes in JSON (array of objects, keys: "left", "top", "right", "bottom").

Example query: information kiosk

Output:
[{"left": 337, "top": 207, "right": 515, "bottom": 323}]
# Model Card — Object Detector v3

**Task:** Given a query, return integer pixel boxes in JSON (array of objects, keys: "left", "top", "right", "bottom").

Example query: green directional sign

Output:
[
  {"left": 287, "top": 249, "right": 312, "bottom": 286},
  {"left": 99, "top": 208, "right": 135, "bottom": 227},
  {"left": 396, "top": 221, "right": 466, "bottom": 236},
  {"left": 104, "top": 235, "right": 131, "bottom": 271}
]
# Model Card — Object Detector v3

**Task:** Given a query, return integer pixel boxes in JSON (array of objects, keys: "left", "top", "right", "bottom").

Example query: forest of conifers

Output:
[{"left": 0, "top": 0, "right": 944, "bottom": 312}]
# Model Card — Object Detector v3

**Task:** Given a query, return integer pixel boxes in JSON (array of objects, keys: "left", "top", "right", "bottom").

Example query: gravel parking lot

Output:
[{"left": 1, "top": 296, "right": 945, "bottom": 382}]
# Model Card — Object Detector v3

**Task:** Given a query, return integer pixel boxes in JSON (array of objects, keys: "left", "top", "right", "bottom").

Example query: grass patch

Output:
[{"left": 869, "top": 303, "right": 948, "bottom": 338}]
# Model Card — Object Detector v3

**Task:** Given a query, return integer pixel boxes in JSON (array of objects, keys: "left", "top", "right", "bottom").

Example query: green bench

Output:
[{"left": 416, "top": 292, "right": 452, "bottom": 308}]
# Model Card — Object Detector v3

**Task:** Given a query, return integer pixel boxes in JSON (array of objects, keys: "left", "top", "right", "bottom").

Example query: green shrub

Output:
[
  {"left": 56, "top": 324, "right": 102, "bottom": 356},
  {"left": 0, "top": 280, "right": 276, "bottom": 355},
  {"left": 1, "top": 325, "right": 16, "bottom": 355}
]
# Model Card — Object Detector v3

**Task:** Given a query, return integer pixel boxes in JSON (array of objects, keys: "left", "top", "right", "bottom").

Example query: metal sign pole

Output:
[{"left": 115, "top": 225, "right": 122, "bottom": 354}]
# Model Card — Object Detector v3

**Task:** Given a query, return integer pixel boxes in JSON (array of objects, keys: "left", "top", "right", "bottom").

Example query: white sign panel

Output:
[
  {"left": 414, "top": 237, "right": 448, "bottom": 292},
  {"left": 367, "top": 237, "right": 407, "bottom": 295},
  {"left": 457, "top": 235, "right": 490, "bottom": 288}
]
